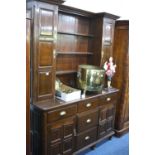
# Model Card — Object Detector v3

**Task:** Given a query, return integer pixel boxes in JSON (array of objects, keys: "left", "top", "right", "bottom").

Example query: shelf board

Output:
[
  {"left": 58, "top": 31, "right": 94, "bottom": 37},
  {"left": 56, "top": 70, "right": 77, "bottom": 75},
  {"left": 56, "top": 51, "right": 93, "bottom": 55}
]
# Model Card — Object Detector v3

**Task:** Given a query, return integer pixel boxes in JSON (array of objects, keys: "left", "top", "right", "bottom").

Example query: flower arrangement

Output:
[{"left": 103, "top": 57, "right": 116, "bottom": 88}]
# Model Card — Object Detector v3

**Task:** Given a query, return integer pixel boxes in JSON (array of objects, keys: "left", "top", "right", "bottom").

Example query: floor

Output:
[{"left": 78, "top": 133, "right": 129, "bottom": 155}]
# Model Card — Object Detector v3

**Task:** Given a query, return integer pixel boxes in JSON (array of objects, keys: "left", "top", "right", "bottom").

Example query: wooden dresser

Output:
[{"left": 26, "top": 0, "right": 121, "bottom": 154}]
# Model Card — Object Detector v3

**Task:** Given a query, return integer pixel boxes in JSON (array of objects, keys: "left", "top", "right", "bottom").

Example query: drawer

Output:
[
  {"left": 47, "top": 105, "right": 77, "bottom": 123},
  {"left": 77, "top": 109, "right": 98, "bottom": 132},
  {"left": 99, "top": 93, "right": 117, "bottom": 106},
  {"left": 76, "top": 127, "right": 97, "bottom": 150},
  {"left": 77, "top": 99, "right": 98, "bottom": 113}
]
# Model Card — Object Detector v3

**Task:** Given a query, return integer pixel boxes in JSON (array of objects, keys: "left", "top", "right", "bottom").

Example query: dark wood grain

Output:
[
  {"left": 30, "top": 88, "right": 118, "bottom": 155},
  {"left": 27, "top": 2, "right": 58, "bottom": 102},
  {"left": 26, "top": 17, "right": 31, "bottom": 155},
  {"left": 27, "top": 1, "right": 121, "bottom": 154},
  {"left": 77, "top": 99, "right": 98, "bottom": 113},
  {"left": 47, "top": 104, "right": 77, "bottom": 123},
  {"left": 92, "top": 17, "right": 116, "bottom": 67},
  {"left": 76, "top": 127, "right": 97, "bottom": 150},
  {"left": 77, "top": 109, "right": 98, "bottom": 132},
  {"left": 112, "top": 20, "right": 129, "bottom": 136},
  {"left": 47, "top": 117, "right": 76, "bottom": 155}
]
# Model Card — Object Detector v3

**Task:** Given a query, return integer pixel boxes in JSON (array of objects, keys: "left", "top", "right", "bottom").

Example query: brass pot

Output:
[{"left": 77, "top": 64, "right": 105, "bottom": 92}]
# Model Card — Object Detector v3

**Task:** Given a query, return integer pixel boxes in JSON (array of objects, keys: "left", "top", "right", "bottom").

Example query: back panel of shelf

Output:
[{"left": 56, "top": 11, "right": 94, "bottom": 86}]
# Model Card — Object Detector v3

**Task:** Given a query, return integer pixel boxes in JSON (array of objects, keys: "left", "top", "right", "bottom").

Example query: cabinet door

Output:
[
  {"left": 63, "top": 137, "right": 73, "bottom": 155},
  {"left": 98, "top": 103, "right": 115, "bottom": 138},
  {"left": 101, "top": 18, "right": 115, "bottom": 66},
  {"left": 98, "top": 106, "right": 107, "bottom": 138},
  {"left": 32, "top": 2, "right": 58, "bottom": 102},
  {"left": 48, "top": 142, "right": 62, "bottom": 155},
  {"left": 47, "top": 117, "right": 76, "bottom": 155}
]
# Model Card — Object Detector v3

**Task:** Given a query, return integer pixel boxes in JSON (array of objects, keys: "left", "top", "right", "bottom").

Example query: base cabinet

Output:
[{"left": 31, "top": 90, "right": 118, "bottom": 155}]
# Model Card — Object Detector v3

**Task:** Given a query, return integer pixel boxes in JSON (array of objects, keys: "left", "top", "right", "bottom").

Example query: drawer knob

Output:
[
  {"left": 85, "top": 136, "right": 90, "bottom": 140},
  {"left": 86, "top": 103, "right": 92, "bottom": 108},
  {"left": 60, "top": 111, "right": 66, "bottom": 116},
  {"left": 106, "top": 97, "right": 111, "bottom": 101},
  {"left": 45, "top": 72, "right": 49, "bottom": 76},
  {"left": 86, "top": 119, "right": 92, "bottom": 123}
]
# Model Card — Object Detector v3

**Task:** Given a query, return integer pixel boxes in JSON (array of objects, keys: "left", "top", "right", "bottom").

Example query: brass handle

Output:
[
  {"left": 101, "top": 50, "right": 104, "bottom": 59},
  {"left": 73, "top": 128, "right": 77, "bottom": 136},
  {"left": 53, "top": 49, "right": 56, "bottom": 59},
  {"left": 106, "top": 97, "right": 111, "bottom": 101},
  {"left": 86, "top": 119, "right": 92, "bottom": 123},
  {"left": 45, "top": 72, "right": 49, "bottom": 76},
  {"left": 86, "top": 103, "right": 92, "bottom": 108},
  {"left": 59, "top": 111, "right": 66, "bottom": 116},
  {"left": 85, "top": 136, "right": 90, "bottom": 140}
]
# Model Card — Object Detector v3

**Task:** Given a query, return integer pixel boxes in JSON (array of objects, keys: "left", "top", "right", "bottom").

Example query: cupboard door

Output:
[
  {"left": 32, "top": 2, "right": 58, "bottom": 102},
  {"left": 98, "top": 103, "right": 115, "bottom": 138},
  {"left": 38, "top": 70, "right": 53, "bottom": 100},
  {"left": 48, "top": 125, "right": 63, "bottom": 145},
  {"left": 48, "top": 117, "right": 76, "bottom": 154},
  {"left": 98, "top": 106, "right": 107, "bottom": 138},
  {"left": 106, "top": 117, "right": 113, "bottom": 132},
  {"left": 48, "top": 142, "right": 62, "bottom": 155},
  {"left": 106, "top": 103, "right": 115, "bottom": 118},
  {"left": 63, "top": 138, "right": 74, "bottom": 155},
  {"left": 100, "top": 18, "right": 115, "bottom": 67}
]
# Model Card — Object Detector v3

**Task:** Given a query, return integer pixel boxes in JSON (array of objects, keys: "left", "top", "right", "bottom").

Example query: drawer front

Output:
[
  {"left": 47, "top": 105, "right": 77, "bottom": 123},
  {"left": 77, "top": 109, "right": 98, "bottom": 132},
  {"left": 78, "top": 99, "right": 98, "bottom": 113},
  {"left": 99, "top": 93, "right": 117, "bottom": 106},
  {"left": 76, "top": 127, "right": 97, "bottom": 150}
]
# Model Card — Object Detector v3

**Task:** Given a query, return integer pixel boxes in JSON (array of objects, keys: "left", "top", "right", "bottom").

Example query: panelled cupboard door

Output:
[
  {"left": 47, "top": 117, "right": 76, "bottom": 155},
  {"left": 32, "top": 2, "right": 58, "bottom": 102},
  {"left": 101, "top": 18, "right": 115, "bottom": 66},
  {"left": 98, "top": 103, "right": 115, "bottom": 138}
]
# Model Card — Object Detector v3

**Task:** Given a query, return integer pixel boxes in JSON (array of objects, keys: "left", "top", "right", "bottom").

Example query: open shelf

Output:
[
  {"left": 56, "top": 51, "right": 93, "bottom": 55},
  {"left": 56, "top": 70, "right": 77, "bottom": 75},
  {"left": 58, "top": 31, "right": 94, "bottom": 37}
]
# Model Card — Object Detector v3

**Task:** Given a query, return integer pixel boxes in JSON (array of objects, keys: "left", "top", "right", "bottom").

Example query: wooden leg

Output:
[
  {"left": 109, "top": 136, "right": 112, "bottom": 140},
  {"left": 90, "top": 145, "right": 96, "bottom": 150}
]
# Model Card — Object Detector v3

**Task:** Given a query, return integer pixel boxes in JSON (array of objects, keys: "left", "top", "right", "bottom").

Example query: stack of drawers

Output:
[{"left": 76, "top": 99, "right": 99, "bottom": 150}]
